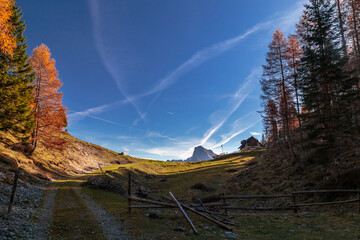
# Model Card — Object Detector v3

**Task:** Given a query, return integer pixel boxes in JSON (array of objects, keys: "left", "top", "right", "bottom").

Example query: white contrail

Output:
[
  {"left": 199, "top": 68, "right": 260, "bottom": 147},
  {"left": 88, "top": 0, "right": 146, "bottom": 122}
]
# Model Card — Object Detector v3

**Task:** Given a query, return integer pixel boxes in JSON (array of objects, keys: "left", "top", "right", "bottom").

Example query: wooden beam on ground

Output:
[{"left": 169, "top": 192, "right": 198, "bottom": 234}]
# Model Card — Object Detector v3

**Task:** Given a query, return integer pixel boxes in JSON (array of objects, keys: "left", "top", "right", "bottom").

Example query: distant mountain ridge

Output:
[{"left": 185, "top": 146, "right": 217, "bottom": 162}]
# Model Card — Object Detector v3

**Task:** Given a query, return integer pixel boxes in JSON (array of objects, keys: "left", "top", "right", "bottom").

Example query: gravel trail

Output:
[
  {"left": 73, "top": 187, "right": 130, "bottom": 240},
  {"left": 32, "top": 184, "right": 58, "bottom": 240}
]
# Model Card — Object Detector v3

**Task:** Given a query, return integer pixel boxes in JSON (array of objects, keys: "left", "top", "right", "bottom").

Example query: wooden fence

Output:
[
  {"left": 126, "top": 172, "right": 360, "bottom": 233},
  {"left": 221, "top": 189, "right": 360, "bottom": 213}
]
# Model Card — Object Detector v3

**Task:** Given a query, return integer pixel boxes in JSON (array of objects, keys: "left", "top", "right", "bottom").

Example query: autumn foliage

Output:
[
  {"left": 0, "top": 0, "right": 16, "bottom": 56},
  {"left": 30, "top": 44, "right": 67, "bottom": 153}
]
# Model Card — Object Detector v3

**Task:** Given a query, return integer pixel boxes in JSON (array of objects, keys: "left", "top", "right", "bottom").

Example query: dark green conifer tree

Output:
[
  {"left": 298, "top": 0, "right": 359, "bottom": 164},
  {"left": 0, "top": 5, "right": 35, "bottom": 140}
]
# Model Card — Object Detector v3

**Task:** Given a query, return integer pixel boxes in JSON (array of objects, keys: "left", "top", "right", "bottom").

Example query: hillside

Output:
[{"left": 0, "top": 130, "right": 142, "bottom": 181}]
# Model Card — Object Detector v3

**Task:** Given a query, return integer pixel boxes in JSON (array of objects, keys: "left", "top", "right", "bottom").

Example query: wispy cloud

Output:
[
  {"left": 211, "top": 112, "right": 261, "bottom": 149},
  {"left": 145, "top": 131, "right": 176, "bottom": 141},
  {"left": 68, "top": 103, "right": 114, "bottom": 125},
  {"left": 250, "top": 131, "right": 261, "bottom": 136}
]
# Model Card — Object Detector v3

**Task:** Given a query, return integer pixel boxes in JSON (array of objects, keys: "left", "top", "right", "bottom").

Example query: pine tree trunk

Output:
[
  {"left": 336, "top": 0, "right": 348, "bottom": 57},
  {"left": 351, "top": 0, "right": 360, "bottom": 65},
  {"left": 292, "top": 63, "right": 303, "bottom": 143},
  {"left": 278, "top": 47, "right": 297, "bottom": 163}
]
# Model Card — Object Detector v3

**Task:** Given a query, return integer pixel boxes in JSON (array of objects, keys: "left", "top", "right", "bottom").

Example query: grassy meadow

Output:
[{"left": 49, "top": 151, "right": 360, "bottom": 239}]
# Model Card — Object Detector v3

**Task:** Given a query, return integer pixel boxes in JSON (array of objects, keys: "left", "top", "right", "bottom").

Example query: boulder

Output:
[{"left": 190, "top": 183, "right": 215, "bottom": 192}]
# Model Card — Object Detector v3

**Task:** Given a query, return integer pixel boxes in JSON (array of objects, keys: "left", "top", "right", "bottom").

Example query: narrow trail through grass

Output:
[
  {"left": 50, "top": 181, "right": 106, "bottom": 240},
  {"left": 72, "top": 186, "right": 129, "bottom": 240}
]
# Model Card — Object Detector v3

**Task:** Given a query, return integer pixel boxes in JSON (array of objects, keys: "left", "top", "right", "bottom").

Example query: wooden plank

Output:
[
  {"left": 169, "top": 192, "right": 198, "bottom": 234},
  {"left": 291, "top": 199, "right": 359, "bottom": 207},
  {"left": 7, "top": 170, "right": 20, "bottom": 215},
  {"left": 292, "top": 189, "right": 360, "bottom": 194},
  {"left": 222, "top": 194, "right": 292, "bottom": 199}
]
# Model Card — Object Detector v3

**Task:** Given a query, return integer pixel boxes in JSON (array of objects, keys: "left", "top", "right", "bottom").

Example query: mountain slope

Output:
[{"left": 185, "top": 145, "right": 217, "bottom": 162}]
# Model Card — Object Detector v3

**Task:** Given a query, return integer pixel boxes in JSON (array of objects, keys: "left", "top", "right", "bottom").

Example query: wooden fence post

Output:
[
  {"left": 7, "top": 170, "right": 20, "bottom": 216},
  {"left": 97, "top": 162, "right": 104, "bottom": 175},
  {"left": 128, "top": 171, "right": 132, "bottom": 213},
  {"left": 292, "top": 193, "right": 298, "bottom": 214},
  {"left": 357, "top": 190, "right": 360, "bottom": 214},
  {"left": 222, "top": 193, "right": 228, "bottom": 215}
]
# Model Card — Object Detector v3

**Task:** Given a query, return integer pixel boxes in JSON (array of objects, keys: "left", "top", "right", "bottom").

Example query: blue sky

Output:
[{"left": 18, "top": 0, "right": 305, "bottom": 160}]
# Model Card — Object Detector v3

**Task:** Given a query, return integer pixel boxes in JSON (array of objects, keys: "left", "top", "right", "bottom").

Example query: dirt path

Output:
[
  {"left": 73, "top": 187, "right": 130, "bottom": 240},
  {"left": 49, "top": 181, "right": 129, "bottom": 240},
  {"left": 33, "top": 184, "right": 58, "bottom": 240}
]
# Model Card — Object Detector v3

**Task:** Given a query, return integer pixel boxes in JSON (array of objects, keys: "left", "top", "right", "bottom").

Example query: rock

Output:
[
  {"left": 160, "top": 176, "right": 167, "bottom": 182},
  {"left": 148, "top": 210, "right": 163, "bottom": 219},
  {"left": 226, "top": 169, "right": 238, "bottom": 173},
  {"left": 190, "top": 183, "right": 215, "bottom": 192},
  {"left": 145, "top": 174, "right": 156, "bottom": 179},
  {"left": 82, "top": 175, "right": 126, "bottom": 195},
  {"left": 136, "top": 186, "right": 149, "bottom": 198},
  {"left": 221, "top": 231, "right": 237, "bottom": 239},
  {"left": 173, "top": 226, "right": 186, "bottom": 232}
]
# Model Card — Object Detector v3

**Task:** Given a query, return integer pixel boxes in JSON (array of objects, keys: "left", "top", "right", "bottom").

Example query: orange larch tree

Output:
[
  {"left": 0, "top": 0, "right": 16, "bottom": 56},
  {"left": 29, "top": 44, "right": 67, "bottom": 154}
]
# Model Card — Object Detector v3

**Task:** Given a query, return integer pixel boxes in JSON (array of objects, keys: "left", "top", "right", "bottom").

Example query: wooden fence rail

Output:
[{"left": 220, "top": 189, "right": 360, "bottom": 214}]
